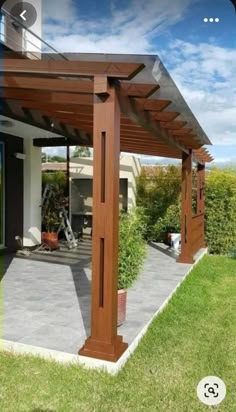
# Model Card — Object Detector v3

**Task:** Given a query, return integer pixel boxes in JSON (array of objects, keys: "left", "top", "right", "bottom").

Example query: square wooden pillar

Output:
[
  {"left": 79, "top": 77, "right": 128, "bottom": 362},
  {"left": 197, "top": 163, "right": 205, "bottom": 215},
  {"left": 197, "top": 162, "right": 206, "bottom": 247},
  {"left": 177, "top": 151, "right": 194, "bottom": 263}
]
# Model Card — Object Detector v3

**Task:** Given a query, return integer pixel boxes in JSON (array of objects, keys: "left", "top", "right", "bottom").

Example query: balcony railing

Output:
[{"left": 0, "top": 7, "right": 67, "bottom": 61}]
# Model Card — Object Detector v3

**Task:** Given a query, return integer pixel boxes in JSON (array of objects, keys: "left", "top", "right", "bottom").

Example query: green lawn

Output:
[{"left": 0, "top": 255, "right": 236, "bottom": 412}]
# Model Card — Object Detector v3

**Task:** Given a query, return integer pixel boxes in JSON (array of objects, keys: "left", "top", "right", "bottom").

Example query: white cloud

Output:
[
  {"left": 42, "top": 0, "right": 196, "bottom": 53},
  {"left": 160, "top": 40, "right": 236, "bottom": 147},
  {"left": 42, "top": 0, "right": 77, "bottom": 24}
]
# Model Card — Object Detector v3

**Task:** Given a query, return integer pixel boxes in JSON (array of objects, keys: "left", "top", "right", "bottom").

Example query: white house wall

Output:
[
  {"left": 23, "top": 139, "right": 42, "bottom": 247},
  {"left": 70, "top": 155, "right": 141, "bottom": 212}
]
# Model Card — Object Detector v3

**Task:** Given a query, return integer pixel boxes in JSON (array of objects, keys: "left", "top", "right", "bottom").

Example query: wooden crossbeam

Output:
[
  {"left": 193, "top": 148, "right": 213, "bottom": 163},
  {"left": 2, "top": 59, "right": 145, "bottom": 79},
  {"left": 151, "top": 112, "right": 180, "bottom": 121},
  {"left": 135, "top": 98, "right": 172, "bottom": 111},
  {"left": 19, "top": 101, "right": 94, "bottom": 114},
  {"left": 3, "top": 89, "right": 93, "bottom": 105},
  {"left": 120, "top": 83, "right": 160, "bottom": 98},
  {"left": 2, "top": 75, "right": 94, "bottom": 94},
  {"left": 160, "top": 120, "right": 187, "bottom": 130},
  {"left": 33, "top": 137, "right": 84, "bottom": 147},
  {"left": 172, "top": 128, "right": 193, "bottom": 135},
  {"left": 120, "top": 143, "right": 180, "bottom": 157},
  {"left": 2, "top": 76, "right": 161, "bottom": 98}
]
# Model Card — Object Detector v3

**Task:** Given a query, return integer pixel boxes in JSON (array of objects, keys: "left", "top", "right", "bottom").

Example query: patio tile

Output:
[{"left": 18, "top": 324, "right": 85, "bottom": 353}]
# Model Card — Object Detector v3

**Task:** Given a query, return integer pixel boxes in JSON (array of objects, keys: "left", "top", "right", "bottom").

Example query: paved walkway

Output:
[{"left": 2, "top": 239, "right": 204, "bottom": 355}]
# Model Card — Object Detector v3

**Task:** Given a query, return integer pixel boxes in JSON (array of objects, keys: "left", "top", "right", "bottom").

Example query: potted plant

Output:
[
  {"left": 41, "top": 184, "right": 64, "bottom": 250},
  {"left": 117, "top": 207, "right": 146, "bottom": 325}
]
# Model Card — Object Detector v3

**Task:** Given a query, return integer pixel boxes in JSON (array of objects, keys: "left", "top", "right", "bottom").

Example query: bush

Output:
[
  {"left": 42, "top": 171, "right": 67, "bottom": 192},
  {"left": 118, "top": 207, "right": 146, "bottom": 290},
  {"left": 152, "top": 202, "right": 181, "bottom": 241},
  {"left": 205, "top": 168, "right": 236, "bottom": 255},
  {"left": 136, "top": 165, "right": 181, "bottom": 239}
]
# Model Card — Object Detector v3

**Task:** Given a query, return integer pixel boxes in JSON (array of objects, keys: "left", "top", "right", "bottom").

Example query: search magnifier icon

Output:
[{"left": 208, "top": 387, "right": 216, "bottom": 395}]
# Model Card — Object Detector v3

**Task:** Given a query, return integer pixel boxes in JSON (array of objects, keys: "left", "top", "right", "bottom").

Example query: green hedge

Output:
[
  {"left": 137, "top": 166, "right": 236, "bottom": 256},
  {"left": 136, "top": 165, "right": 181, "bottom": 239},
  {"left": 205, "top": 168, "right": 236, "bottom": 255}
]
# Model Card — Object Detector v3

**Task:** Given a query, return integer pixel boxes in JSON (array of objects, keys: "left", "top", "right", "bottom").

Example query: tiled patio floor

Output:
[{"left": 1, "top": 237, "right": 205, "bottom": 356}]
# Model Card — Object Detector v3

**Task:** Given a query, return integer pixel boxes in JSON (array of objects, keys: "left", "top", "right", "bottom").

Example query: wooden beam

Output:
[
  {"left": 160, "top": 120, "right": 187, "bottom": 130},
  {"left": 33, "top": 137, "right": 80, "bottom": 147},
  {"left": 151, "top": 112, "right": 180, "bottom": 122},
  {"left": 120, "top": 145, "right": 181, "bottom": 157},
  {"left": 120, "top": 145, "right": 178, "bottom": 155},
  {"left": 19, "top": 101, "right": 94, "bottom": 114},
  {"left": 2, "top": 59, "right": 145, "bottom": 79},
  {"left": 2, "top": 75, "right": 94, "bottom": 94},
  {"left": 3, "top": 88, "right": 93, "bottom": 105},
  {"left": 116, "top": 85, "right": 188, "bottom": 153},
  {"left": 120, "top": 83, "right": 160, "bottom": 98},
  {"left": 171, "top": 128, "right": 193, "bottom": 135},
  {"left": 79, "top": 78, "right": 128, "bottom": 362},
  {"left": 2, "top": 100, "right": 89, "bottom": 145},
  {"left": 135, "top": 98, "right": 172, "bottom": 112}
]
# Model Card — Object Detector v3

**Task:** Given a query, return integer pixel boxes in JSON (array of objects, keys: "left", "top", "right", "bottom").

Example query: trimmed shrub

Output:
[
  {"left": 118, "top": 207, "right": 146, "bottom": 290},
  {"left": 205, "top": 168, "right": 236, "bottom": 255}
]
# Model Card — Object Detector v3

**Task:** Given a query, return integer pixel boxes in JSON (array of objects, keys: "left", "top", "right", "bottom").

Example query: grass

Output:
[{"left": 0, "top": 255, "right": 236, "bottom": 411}]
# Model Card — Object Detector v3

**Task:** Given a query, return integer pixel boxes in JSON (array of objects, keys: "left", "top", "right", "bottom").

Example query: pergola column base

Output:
[
  {"left": 78, "top": 335, "right": 128, "bottom": 362},
  {"left": 177, "top": 254, "right": 194, "bottom": 264}
]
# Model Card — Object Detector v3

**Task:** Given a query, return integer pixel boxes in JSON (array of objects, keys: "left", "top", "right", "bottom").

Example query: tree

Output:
[
  {"left": 50, "top": 155, "right": 66, "bottom": 162},
  {"left": 72, "top": 146, "right": 91, "bottom": 158}
]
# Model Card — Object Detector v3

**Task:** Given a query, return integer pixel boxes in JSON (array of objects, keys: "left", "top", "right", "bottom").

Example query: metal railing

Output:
[{"left": 0, "top": 6, "right": 68, "bottom": 60}]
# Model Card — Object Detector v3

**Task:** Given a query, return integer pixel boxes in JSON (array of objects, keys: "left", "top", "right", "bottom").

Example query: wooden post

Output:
[
  {"left": 197, "top": 163, "right": 205, "bottom": 215},
  {"left": 197, "top": 162, "right": 206, "bottom": 247},
  {"left": 79, "top": 77, "right": 128, "bottom": 362},
  {"left": 177, "top": 150, "right": 194, "bottom": 263}
]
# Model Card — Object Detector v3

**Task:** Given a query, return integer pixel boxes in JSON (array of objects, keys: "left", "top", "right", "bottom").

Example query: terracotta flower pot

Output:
[
  {"left": 42, "top": 232, "right": 58, "bottom": 250},
  {"left": 117, "top": 289, "right": 127, "bottom": 326}
]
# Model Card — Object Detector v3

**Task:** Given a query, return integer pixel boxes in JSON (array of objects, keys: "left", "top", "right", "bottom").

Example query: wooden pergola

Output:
[{"left": 1, "top": 53, "right": 213, "bottom": 362}]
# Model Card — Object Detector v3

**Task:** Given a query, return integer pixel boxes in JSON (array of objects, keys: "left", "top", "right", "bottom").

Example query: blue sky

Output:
[{"left": 41, "top": 0, "right": 236, "bottom": 165}]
